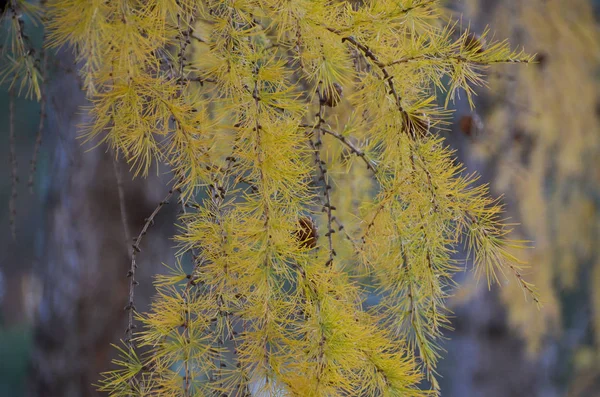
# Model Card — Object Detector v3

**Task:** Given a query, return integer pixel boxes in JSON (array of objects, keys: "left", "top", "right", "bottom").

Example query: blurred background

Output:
[{"left": 1, "top": 0, "right": 599, "bottom": 396}]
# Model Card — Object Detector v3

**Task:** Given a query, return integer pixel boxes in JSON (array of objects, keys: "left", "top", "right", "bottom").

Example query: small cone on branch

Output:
[{"left": 295, "top": 216, "right": 318, "bottom": 249}]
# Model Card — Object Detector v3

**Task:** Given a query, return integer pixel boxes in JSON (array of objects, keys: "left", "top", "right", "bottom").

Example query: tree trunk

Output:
[{"left": 27, "top": 50, "right": 178, "bottom": 397}]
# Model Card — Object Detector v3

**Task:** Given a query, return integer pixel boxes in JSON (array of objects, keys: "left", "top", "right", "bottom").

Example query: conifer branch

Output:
[
  {"left": 401, "top": 0, "right": 439, "bottom": 14},
  {"left": 306, "top": 86, "right": 339, "bottom": 387},
  {"left": 465, "top": 212, "right": 539, "bottom": 304},
  {"left": 190, "top": 32, "right": 205, "bottom": 43},
  {"left": 126, "top": 188, "right": 174, "bottom": 346},
  {"left": 35, "top": 2, "right": 540, "bottom": 395},
  {"left": 360, "top": 198, "right": 391, "bottom": 252},
  {"left": 322, "top": 126, "right": 378, "bottom": 174},
  {"left": 3, "top": 0, "right": 42, "bottom": 100},
  {"left": 206, "top": 156, "right": 239, "bottom": 392},
  {"left": 301, "top": 123, "right": 378, "bottom": 174},
  {"left": 400, "top": 245, "right": 440, "bottom": 388},
  {"left": 385, "top": 54, "right": 532, "bottom": 67},
  {"left": 333, "top": 218, "right": 362, "bottom": 255},
  {"left": 300, "top": 120, "right": 381, "bottom": 258},
  {"left": 184, "top": 75, "right": 217, "bottom": 85},
  {"left": 208, "top": 173, "right": 253, "bottom": 396},
  {"left": 310, "top": 84, "right": 336, "bottom": 267},
  {"left": 250, "top": 65, "right": 275, "bottom": 387},
  {"left": 182, "top": 290, "right": 192, "bottom": 397},
  {"left": 339, "top": 35, "right": 414, "bottom": 136},
  {"left": 175, "top": 9, "right": 195, "bottom": 87},
  {"left": 300, "top": 123, "right": 380, "bottom": 258}
]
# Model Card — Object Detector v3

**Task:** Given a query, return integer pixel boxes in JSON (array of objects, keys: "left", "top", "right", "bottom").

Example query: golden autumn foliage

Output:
[{"left": 1, "top": 0, "right": 539, "bottom": 395}]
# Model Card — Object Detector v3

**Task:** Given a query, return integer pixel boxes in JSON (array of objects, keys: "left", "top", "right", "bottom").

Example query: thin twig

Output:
[
  {"left": 250, "top": 58, "right": 277, "bottom": 386},
  {"left": 386, "top": 54, "right": 531, "bottom": 67},
  {"left": 400, "top": 0, "right": 438, "bottom": 14},
  {"left": 8, "top": 88, "right": 17, "bottom": 239},
  {"left": 466, "top": 212, "right": 539, "bottom": 304},
  {"left": 190, "top": 32, "right": 206, "bottom": 43},
  {"left": 298, "top": 122, "right": 381, "bottom": 254},
  {"left": 28, "top": 47, "right": 48, "bottom": 193},
  {"left": 6, "top": 0, "right": 42, "bottom": 100},
  {"left": 338, "top": 35, "right": 415, "bottom": 134},
  {"left": 300, "top": 124, "right": 385, "bottom": 249},
  {"left": 184, "top": 76, "right": 217, "bottom": 85},
  {"left": 112, "top": 153, "right": 132, "bottom": 255},
  {"left": 332, "top": 217, "right": 362, "bottom": 255},
  {"left": 304, "top": 85, "right": 338, "bottom": 388},
  {"left": 308, "top": 84, "right": 336, "bottom": 268},
  {"left": 175, "top": 9, "right": 196, "bottom": 89},
  {"left": 301, "top": 124, "right": 378, "bottom": 174},
  {"left": 125, "top": 188, "right": 175, "bottom": 346}
]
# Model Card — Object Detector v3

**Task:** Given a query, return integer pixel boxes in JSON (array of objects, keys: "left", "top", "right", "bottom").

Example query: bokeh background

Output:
[{"left": 1, "top": 0, "right": 600, "bottom": 396}]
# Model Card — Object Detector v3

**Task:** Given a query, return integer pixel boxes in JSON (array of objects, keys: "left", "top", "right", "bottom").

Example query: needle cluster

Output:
[{"left": 2, "top": 0, "right": 539, "bottom": 395}]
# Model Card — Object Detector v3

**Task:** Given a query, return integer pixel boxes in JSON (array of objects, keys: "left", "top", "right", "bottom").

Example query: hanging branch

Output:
[
  {"left": 28, "top": 44, "right": 48, "bottom": 193},
  {"left": 301, "top": 123, "right": 378, "bottom": 174},
  {"left": 41, "top": 1, "right": 540, "bottom": 395},
  {"left": 337, "top": 35, "right": 419, "bottom": 139},
  {"left": 8, "top": 88, "right": 17, "bottom": 239},
  {"left": 3, "top": 0, "right": 43, "bottom": 100},
  {"left": 309, "top": 84, "right": 336, "bottom": 267},
  {"left": 112, "top": 153, "right": 132, "bottom": 254},
  {"left": 125, "top": 188, "right": 174, "bottom": 346}
]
